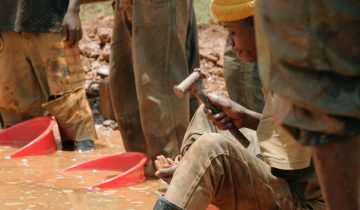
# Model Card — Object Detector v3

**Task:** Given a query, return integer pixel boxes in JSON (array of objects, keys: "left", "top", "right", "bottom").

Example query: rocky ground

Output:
[{"left": 80, "top": 16, "right": 228, "bottom": 124}]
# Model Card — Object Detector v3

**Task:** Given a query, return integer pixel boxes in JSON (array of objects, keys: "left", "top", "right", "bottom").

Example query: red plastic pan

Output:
[
  {"left": 62, "top": 152, "right": 147, "bottom": 189},
  {"left": 0, "top": 117, "right": 57, "bottom": 158}
]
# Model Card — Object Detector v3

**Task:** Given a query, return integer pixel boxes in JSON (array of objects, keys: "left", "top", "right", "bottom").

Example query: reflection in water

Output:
[{"left": 0, "top": 126, "right": 161, "bottom": 209}]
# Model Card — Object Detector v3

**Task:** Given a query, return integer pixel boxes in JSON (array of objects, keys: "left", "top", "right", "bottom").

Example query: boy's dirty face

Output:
[{"left": 222, "top": 19, "right": 257, "bottom": 63}]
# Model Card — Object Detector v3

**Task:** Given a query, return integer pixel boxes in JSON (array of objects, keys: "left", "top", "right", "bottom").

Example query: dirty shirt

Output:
[
  {"left": 0, "top": 0, "right": 69, "bottom": 32},
  {"left": 256, "top": 0, "right": 360, "bottom": 145}
]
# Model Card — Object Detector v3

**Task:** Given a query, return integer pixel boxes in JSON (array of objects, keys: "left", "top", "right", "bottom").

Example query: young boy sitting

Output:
[{"left": 153, "top": 0, "right": 325, "bottom": 209}]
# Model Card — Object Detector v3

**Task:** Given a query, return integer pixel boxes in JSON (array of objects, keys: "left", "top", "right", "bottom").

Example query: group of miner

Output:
[{"left": 0, "top": 0, "right": 358, "bottom": 210}]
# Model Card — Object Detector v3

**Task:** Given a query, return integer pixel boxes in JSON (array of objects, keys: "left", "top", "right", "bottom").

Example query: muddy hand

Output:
[
  {"left": 204, "top": 94, "right": 248, "bottom": 130},
  {"left": 155, "top": 155, "right": 177, "bottom": 184}
]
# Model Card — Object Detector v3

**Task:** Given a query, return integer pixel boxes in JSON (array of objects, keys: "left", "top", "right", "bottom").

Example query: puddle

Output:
[
  {"left": 0, "top": 126, "right": 162, "bottom": 209},
  {"left": 62, "top": 170, "right": 122, "bottom": 188}
]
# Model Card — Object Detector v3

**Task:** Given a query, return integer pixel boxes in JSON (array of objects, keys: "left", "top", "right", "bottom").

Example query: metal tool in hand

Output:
[{"left": 174, "top": 68, "right": 250, "bottom": 148}]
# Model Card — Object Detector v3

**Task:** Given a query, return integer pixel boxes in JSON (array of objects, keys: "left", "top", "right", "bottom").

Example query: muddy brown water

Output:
[{"left": 0, "top": 125, "right": 162, "bottom": 210}]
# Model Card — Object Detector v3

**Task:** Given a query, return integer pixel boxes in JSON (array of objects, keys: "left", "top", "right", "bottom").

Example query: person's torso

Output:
[
  {"left": 258, "top": 0, "right": 360, "bottom": 77},
  {"left": 257, "top": 90, "right": 312, "bottom": 170},
  {"left": 256, "top": 0, "right": 360, "bottom": 135},
  {"left": 0, "top": 0, "right": 69, "bottom": 32}
]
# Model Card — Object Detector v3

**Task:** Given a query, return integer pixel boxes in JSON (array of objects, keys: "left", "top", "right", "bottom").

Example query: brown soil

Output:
[{"left": 80, "top": 16, "right": 228, "bottom": 123}]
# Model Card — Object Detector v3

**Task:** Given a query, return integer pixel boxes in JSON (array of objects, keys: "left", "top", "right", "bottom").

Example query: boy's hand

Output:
[
  {"left": 204, "top": 94, "right": 261, "bottom": 130},
  {"left": 154, "top": 155, "right": 177, "bottom": 184},
  {"left": 63, "top": 9, "right": 82, "bottom": 47},
  {"left": 204, "top": 94, "right": 248, "bottom": 130}
]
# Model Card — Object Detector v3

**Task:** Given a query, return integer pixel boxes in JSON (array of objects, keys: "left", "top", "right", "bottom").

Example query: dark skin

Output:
[
  {"left": 63, "top": 0, "right": 82, "bottom": 47},
  {"left": 204, "top": 94, "right": 261, "bottom": 131},
  {"left": 154, "top": 155, "right": 177, "bottom": 184},
  {"left": 155, "top": 18, "right": 260, "bottom": 183},
  {"left": 223, "top": 18, "right": 257, "bottom": 63}
]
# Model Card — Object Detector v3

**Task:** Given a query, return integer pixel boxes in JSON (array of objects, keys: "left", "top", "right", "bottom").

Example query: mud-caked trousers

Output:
[
  {"left": 0, "top": 32, "right": 97, "bottom": 148},
  {"left": 157, "top": 135, "right": 325, "bottom": 210},
  {"left": 110, "top": 0, "right": 192, "bottom": 160},
  {"left": 154, "top": 107, "right": 325, "bottom": 210}
]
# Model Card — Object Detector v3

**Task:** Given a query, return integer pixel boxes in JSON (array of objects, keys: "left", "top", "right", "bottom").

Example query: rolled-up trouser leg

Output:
[
  {"left": 164, "top": 133, "right": 300, "bottom": 210},
  {"left": 0, "top": 31, "right": 96, "bottom": 149},
  {"left": 110, "top": 0, "right": 148, "bottom": 154},
  {"left": 132, "top": 0, "right": 190, "bottom": 160},
  {"left": 42, "top": 89, "right": 97, "bottom": 150},
  {"left": 30, "top": 34, "right": 96, "bottom": 150}
]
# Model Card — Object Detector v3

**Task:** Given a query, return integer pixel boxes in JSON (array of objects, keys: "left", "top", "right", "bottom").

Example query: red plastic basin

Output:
[
  {"left": 62, "top": 152, "right": 148, "bottom": 189},
  {"left": 0, "top": 117, "right": 57, "bottom": 158},
  {"left": 206, "top": 204, "right": 219, "bottom": 210}
]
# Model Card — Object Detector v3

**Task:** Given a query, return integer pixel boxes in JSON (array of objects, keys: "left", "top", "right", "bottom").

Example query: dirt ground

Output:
[{"left": 79, "top": 16, "right": 228, "bottom": 124}]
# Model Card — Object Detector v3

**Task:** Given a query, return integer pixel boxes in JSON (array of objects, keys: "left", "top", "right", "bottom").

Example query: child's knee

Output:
[{"left": 193, "top": 133, "right": 243, "bottom": 156}]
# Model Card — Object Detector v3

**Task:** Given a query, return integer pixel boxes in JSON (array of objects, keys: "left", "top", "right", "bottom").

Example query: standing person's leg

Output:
[
  {"left": 312, "top": 134, "right": 360, "bottom": 210},
  {"left": 30, "top": 33, "right": 97, "bottom": 151},
  {"left": 109, "top": 0, "right": 148, "bottom": 154},
  {"left": 186, "top": 1, "right": 200, "bottom": 74},
  {"left": 132, "top": 0, "right": 190, "bottom": 160},
  {"left": 186, "top": 2, "right": 200, "bottom": 117},
  {"left": 0, "top": 114, "right": 3, "bottom": 128},
  {"left": 0, "top": 32, "right": 47, "bottom": 127}
]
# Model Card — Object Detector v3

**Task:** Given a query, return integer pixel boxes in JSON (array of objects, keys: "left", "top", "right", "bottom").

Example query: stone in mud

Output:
[
  {"left": 98, "top": 43, "right": 111, "bottom": 63},
  {"left": 96, "top": 27, "right": 112, "bottom": 45}
]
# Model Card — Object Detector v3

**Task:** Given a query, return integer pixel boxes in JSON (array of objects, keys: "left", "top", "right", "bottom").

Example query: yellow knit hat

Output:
[{"left": 210, "top": 0, "right": 254, "bottom": 22}]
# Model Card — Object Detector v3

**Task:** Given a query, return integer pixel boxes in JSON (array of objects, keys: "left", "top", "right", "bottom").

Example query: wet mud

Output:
[{"left": 0, "top": 126, "right": 162, "bottom": 210}]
